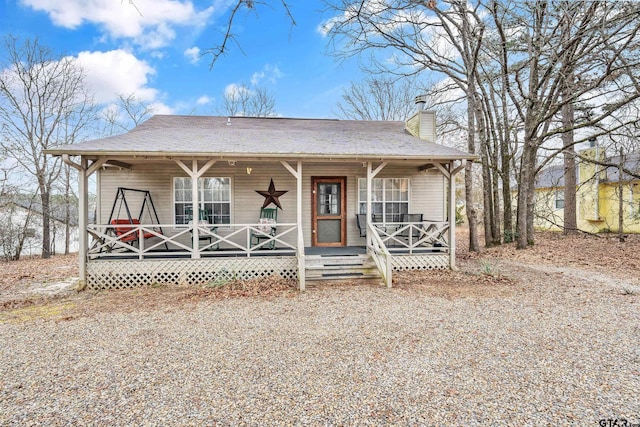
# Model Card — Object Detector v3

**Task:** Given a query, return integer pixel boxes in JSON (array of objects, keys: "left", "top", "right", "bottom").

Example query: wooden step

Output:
[{"left": 304, "top": 254, "right": 382, "bottom": 281}]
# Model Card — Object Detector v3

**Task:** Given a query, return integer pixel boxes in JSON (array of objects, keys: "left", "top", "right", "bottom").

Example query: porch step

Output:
[{"left": 304, "top": 254, "right": 382, "bottom": 281}]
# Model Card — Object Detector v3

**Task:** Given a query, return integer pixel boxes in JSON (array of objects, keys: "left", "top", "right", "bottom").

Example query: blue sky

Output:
[{"left": 0, "top": 0, "right": 364, "bottom": 119}]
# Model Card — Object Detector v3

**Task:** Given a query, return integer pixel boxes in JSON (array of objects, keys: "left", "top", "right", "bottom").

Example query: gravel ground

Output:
[{"left": 1, "top": 260, "right": 639, "bottom": 426}]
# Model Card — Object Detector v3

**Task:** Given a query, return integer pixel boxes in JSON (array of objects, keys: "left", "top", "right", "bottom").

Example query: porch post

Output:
[
  {"left": 448, "top": 161, "right": 456, "bottom": 269},
  {"left": 191, "top": 160, "right": 200, "bottom": 259},
  {"left": 366, "top": 162, "right": 373, "bottom": 247},
  {"left": 297, "top": 161, "right": 305, "bottom": 291},
  {"left": 78, "top": 156, "right": 88, "bottom": 286},
  {"left": 449, "top": 160, "right": 466, "bottom": 270},
  {"left": 62, "top": 154, "right": 89, "bottom": 288},
  {"left": 280, "top": 160, "right": 305, "bottom": 291},
  {"left": 366, "top": 161, "right": 388, "bottom": 246},
  {"left": 175, "top": 159, "right": 216, "bottom": 260}
]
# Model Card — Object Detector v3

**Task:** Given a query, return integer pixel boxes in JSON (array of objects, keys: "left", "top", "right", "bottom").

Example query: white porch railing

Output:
[
  {"left": 86, "top": 222, "right": 299, "bottom": 259},
  {"left": 367, "top": 222, "right": 392, "bottom": 288},
  {"left": 374, "top": 221, "right": 450, "bottom": 254}
]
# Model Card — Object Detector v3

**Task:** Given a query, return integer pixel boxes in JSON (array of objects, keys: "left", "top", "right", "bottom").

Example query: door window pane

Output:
[{"left": 318, "top": 183, "right": 340, "bottom": 215}]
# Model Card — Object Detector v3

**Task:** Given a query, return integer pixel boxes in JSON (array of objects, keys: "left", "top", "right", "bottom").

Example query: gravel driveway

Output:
[{"left": 1, "top": 262, "right": 639, "bottom": 426}]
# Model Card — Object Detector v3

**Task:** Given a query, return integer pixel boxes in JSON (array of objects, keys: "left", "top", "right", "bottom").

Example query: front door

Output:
[{"left": 312, "top": 177, "right": 346, "bottom": 246}]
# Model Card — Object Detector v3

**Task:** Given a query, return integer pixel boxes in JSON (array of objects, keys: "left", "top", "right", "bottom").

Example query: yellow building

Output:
[{"left": 533, "top": 147, "right": 640, "bottom": 233}]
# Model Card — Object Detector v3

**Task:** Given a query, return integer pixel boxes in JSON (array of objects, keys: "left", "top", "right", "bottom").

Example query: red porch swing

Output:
[{"left": 107, "top": 187, "right": 167, "bottom": 249}]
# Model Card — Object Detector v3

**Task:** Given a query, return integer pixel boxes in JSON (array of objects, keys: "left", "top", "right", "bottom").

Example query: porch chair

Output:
[
  {"left": 188, "top": 208, "right": 218, "bottom": 250},
  {"left": 356, "top": 214, "right": 367, "bottom": 237},
  {"left": 398, "top": 213, "right": 424, "bottom": 243},
  {"left": 355, "top": 213, "right": 386, "bottom": 238},
  {"left": 250, "top": 208, "right": 278, "bottom": 249}
]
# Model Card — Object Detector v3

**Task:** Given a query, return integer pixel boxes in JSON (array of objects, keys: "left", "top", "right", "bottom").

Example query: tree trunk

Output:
[
  {"left": 562, "top": 81, "right": 577, "bottom": 234},
  {"left": 40, "top": 187, "right": 51, "bottom": 259},
  {"left": 516, "top": 138, "right": 536, "bottom": 249},
  {"left": 618, "top": 147, "right": 625, "bottom": 243},
  {"left": 526, "top": 173, "right": 536, "bottom": 245},
  {"left": 466, "top": 79, "right": 480, "bottom": 252},
  {"left": 502, "top": 164, "right": 514, "bottom": 242},
  {"left": 465, "top": 161, "right": 479, "bottom": 251},
  {"left": 482, "top": 150, "right": 493, "bottom": 246},
  {"left": 490, "top": 142, "right": 502, "bottom": 244},
  {"left": 477, "top": 101, "right": 500, "bottom": 247},
  {"left": 563, "top": 143, "right": 577, "bottom": 234}
]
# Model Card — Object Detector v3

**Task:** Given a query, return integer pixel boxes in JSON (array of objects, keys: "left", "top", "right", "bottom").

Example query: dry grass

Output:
[
  {"left": 1, "top": 228, "right": 639, "bottom": 321},
  {"left": 458, "top": 228, "right": 640, "bottom": 282}
]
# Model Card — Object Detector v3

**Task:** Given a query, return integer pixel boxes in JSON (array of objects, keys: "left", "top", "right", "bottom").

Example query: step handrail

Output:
[{"left": 367, "top": 222, "right": 392, "bottom": 287}]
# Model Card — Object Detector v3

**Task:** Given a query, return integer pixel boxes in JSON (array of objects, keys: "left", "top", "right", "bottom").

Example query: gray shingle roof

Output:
[
  {"left": 536, "top": 154, "right": 640, "bottom": 189},
  {"left": 535, "top": 164, "right": 567, "bottom": 188},
  {"left": 603, "top": 153, "right": 640, "bottom": 182},
  {"left": 46, "top": 115, "right": 475, "bottom": 161}
]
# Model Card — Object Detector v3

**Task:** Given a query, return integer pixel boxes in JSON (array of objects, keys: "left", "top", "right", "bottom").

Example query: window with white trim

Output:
[
  {"left": 358, "top": 178, "right": 409, "bottom": 223},
  {"left": 174, "top": 177, "right": 231, "bottom": 225}
]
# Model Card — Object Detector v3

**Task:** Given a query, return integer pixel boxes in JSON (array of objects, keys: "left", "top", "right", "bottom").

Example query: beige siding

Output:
[
  {"left": 418, "top": 111, "right": 436, "bottom": 142},
  {"left": 404, "top": 111, "right": 436, "bottom": 143},
  {"left": 99, "top": 161, "right": 446, "bottom": 248},
  {"left": 100, "top": 161, "right": 297, "bottom": 247}
]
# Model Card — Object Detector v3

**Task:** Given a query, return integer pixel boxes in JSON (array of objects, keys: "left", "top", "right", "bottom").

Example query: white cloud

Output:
[
  {"left": 150, "top": 51, "right": 166, "bottom": 60},
  {"left": 184, "top": 46, "right": 201, "bottom": 64},
  {"left": 196, "top": 95, "right": 212, "bottom": 105},
  {"left": 20, "top": 0, "right": 214, "bottom": 48},
  {"left": 76, "top": 49, "right": 159, "bottom": 104},
  {"left": 250, "top": 71, "right": 265, "bottom": 86},
  {"left": 149, "top": 102, "right": 174, "bottom": 115},
  {"left": 250, "top": 64, "right": 283, "bottom": 86},
  {"left": 225, "top": 83, "right": 251, "bottom": 98}
]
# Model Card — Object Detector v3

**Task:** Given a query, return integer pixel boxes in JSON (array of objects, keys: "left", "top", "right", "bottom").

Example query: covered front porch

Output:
[{"left": 68, "top": 157, "right": 462, "bottom": 291}]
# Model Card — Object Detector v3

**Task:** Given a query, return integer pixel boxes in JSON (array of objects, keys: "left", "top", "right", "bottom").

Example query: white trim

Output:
[
  {"left": 357, "top": 177, "right": 411, "bottom": 225},
  {"left": 171, "top": 176, "right": 233, "bottom": 229}
]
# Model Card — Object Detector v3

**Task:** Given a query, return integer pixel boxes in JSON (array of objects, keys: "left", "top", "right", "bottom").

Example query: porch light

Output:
[{"left": 246, "top": 167, "right": 252, "bottom": 175}]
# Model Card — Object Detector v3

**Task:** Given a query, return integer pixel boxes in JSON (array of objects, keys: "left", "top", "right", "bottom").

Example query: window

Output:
[
  {"left": 358, "top": 178, "right": 409, "bottom": 223},
  {"left": 174, "top": 177, "right": 231, "bottom": 225},
  {"left": 555, "top": 190, "right": 564, "bottom": 209}
]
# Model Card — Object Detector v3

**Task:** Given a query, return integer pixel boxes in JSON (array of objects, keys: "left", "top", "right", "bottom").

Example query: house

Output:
[
  {"left": 45, "top": 109, "right": 476, "bottom": 290},
  {"left": 0, "top": 194, "right": 79, "bottom": 258},
  {"left": 533, "top": 144, "right": 640, "bottom": 233}
]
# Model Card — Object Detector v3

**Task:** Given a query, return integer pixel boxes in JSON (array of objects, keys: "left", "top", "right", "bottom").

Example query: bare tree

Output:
[
  {"left": 0, "top": 178, "right": 39, "bottom": 260},
  {"left": 336, "top": 77, "right": 419, "bottom": 120},
  {"left": 324, "top": 0, "right": 486, "bottom": 252},
  {"left": 218, "top": 83, "right": 276, "bottom": 117},
  {"left": 202, "top": 1, "right": 296, "bottom": 69},
  {"left": 100, "top": 93, "right": 155, "bottom": 136},
  {"left": 0, "top": 36, "right": 96, "bottom": 258},
  {"left": 484, "top": 0, "right": 640, "bottom": 248}
]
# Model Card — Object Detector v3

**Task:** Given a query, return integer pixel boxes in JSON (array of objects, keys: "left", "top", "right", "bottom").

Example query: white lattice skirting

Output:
[
  {"left": 391, "top": 254, "right": 449, "bottom": 271},
  {"left": 87, "top": 257, "right": 299, "bottom": 290}
]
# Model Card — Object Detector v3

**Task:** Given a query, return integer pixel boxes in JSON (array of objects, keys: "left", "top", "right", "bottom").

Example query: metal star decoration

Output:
[{"left": 255, "top": 178, "right": 288, "bottom": 209}]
